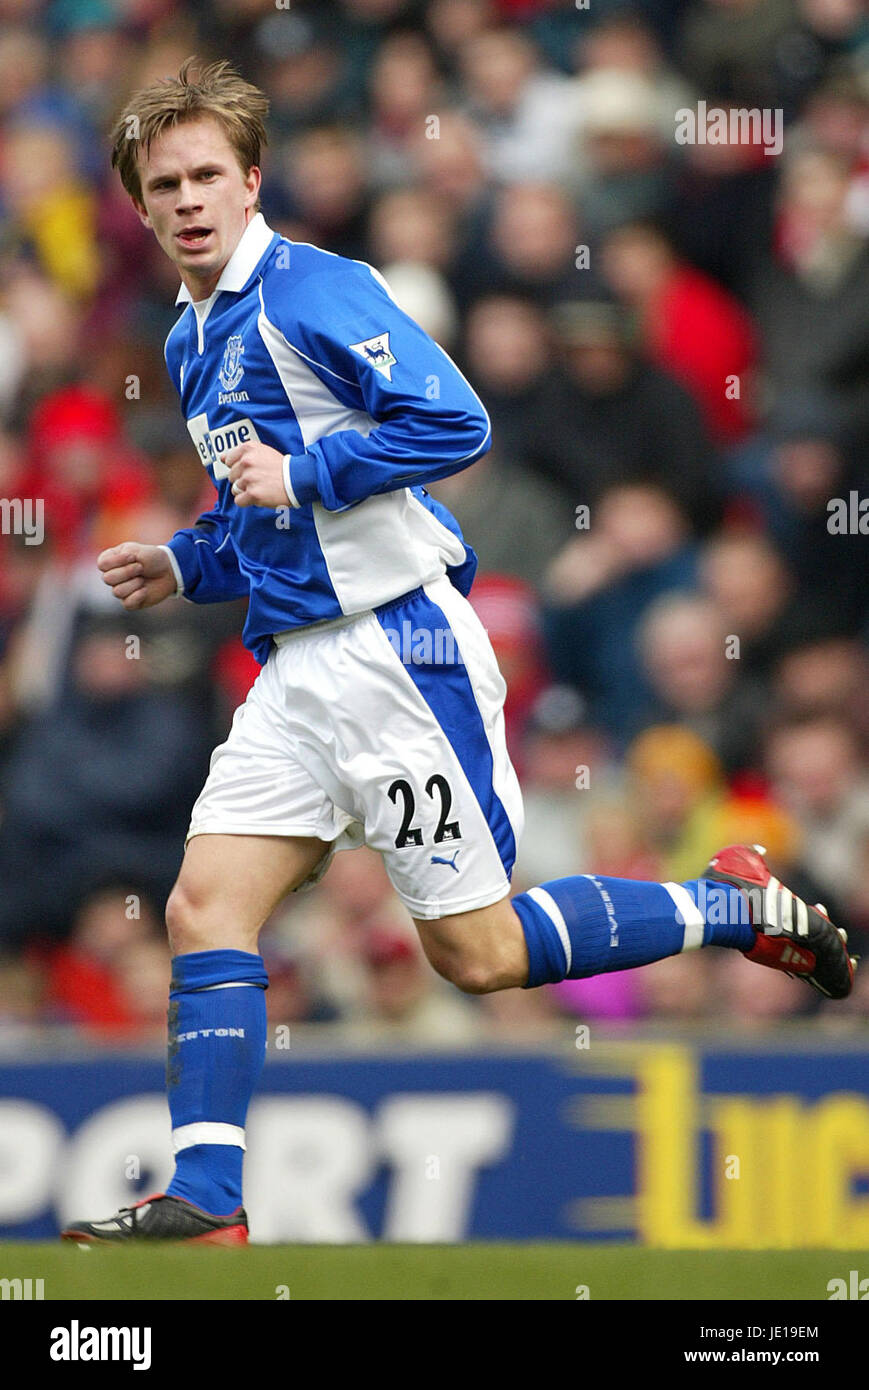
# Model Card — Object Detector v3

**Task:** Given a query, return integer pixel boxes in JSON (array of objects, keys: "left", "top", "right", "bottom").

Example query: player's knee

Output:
[
  {"left": 427, "top": 946, "right": 501, "bottom": 995},
  {"left": 165, "top": 879, "right": 211, "bottom": 954},
  {"left": 452, "top": 961, "right": 502, "bottom": 995},
  {"left": 418, "top": 900, "right": 526, "bottom": 994}
]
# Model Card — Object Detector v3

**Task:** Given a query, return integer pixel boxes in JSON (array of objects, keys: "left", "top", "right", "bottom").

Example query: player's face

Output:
[{"left": 133, "top": 115, "right": 261, "bottom": 300}]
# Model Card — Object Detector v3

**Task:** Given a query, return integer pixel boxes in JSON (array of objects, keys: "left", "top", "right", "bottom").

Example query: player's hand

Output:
[
  {"left": 224, "top": 441, "right": 289, "bottom": 509},
  {"left": 97, "top": 542, "right": 178, "bottom": 610}
]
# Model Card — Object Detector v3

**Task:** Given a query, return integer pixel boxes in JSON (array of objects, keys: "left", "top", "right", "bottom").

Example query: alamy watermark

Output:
[
  {"left": 381, "top": 621, "right": 465, "bottom": 667},
  {"left": 50, "top": 1322, "right": 151, "bottom": 1370},
  {"left": 674, "top": 882, "right": 787, "bottom": 933},
  {"left": 0, "top": 498, "right": 44, "bottom": 545},
  {"left": 1, "top": 1276, "right": 44, "bottom": 1300},
  {"left": 827, "top": 492, "right": 868, "bottom": 534},
  {"left": 827, "top": 1270, "right": 869, "bottom": 1299},
  {"left": 675, "top": 101, "right": 783, "bottom": 157}
]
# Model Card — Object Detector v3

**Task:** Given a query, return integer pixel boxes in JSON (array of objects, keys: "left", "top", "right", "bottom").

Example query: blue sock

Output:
[
  {"left": 514, "top": 876, "right": 755, "bottom": 987},
  {"left": 165, "top": 949, "right": 268, "bottom": 1216}
]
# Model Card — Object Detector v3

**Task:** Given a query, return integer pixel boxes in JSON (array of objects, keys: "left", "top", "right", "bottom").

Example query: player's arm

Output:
[
  {"left": 232, "top": 262, "right": 491, "bottom": 514},
  {"left": 98, "top": 504, "right": 248, "bottom": 608},
  {"left": 160, "top": 502, "right": 249, "bottom": 603},
  {"left": 152, "top": 321, "right": 250, "bottom": 602}
]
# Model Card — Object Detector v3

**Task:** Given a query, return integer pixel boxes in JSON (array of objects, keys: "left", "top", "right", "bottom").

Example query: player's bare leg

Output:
[
  {"left": 414, "top": 895, "right": 528, "bottom": 994},
  {"left": 165, "top": 831, "right": 330, "bottom": 953},
  {"left": 62, "top": 832, "right": 330, "bottom": 1244}
]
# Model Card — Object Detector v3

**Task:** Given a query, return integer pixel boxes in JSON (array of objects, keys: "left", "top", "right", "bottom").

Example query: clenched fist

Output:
[
  {"left": 97, "top": 542, "right": 178, "bottom": 610},
  {"left": 223, "top": 441, "right": 289, "bottom": 509}
]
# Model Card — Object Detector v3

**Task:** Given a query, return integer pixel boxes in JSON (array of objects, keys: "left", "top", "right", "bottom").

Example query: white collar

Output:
[{"left": 175, "top": 212, "right": 276, "bottom": 306}]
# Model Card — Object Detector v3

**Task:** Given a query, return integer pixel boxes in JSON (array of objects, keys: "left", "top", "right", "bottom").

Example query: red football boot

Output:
[{"left": 704, "top": 844, "right": 856, "bottom": 1000}]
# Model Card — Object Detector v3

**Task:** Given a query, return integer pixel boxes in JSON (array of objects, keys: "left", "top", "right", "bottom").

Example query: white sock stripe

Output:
[
  {"left": 662, "top": 882, "right": 705, "bottom": 951},
  {"left": 527, "top": 887, "right": 572, "bottom": 974},
  {"left": 196, "top": 982, "right": 259, "bottom": 991},
  {"left": 172, "top": 1122, "right": 246, "bottom": 1154}
]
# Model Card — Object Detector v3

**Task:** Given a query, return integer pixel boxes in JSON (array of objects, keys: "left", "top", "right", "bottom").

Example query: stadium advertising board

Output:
[{"left": 1, "top": 1041, "right": 867, "bottom": 1245}]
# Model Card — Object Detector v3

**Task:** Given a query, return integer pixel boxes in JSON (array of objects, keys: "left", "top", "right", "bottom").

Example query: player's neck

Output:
[
  {"left": 180, "top": 211, "right": 256, "bottom": 304},
  {"left": 182, "top": 260, "right": 229, "bottom": 305}
]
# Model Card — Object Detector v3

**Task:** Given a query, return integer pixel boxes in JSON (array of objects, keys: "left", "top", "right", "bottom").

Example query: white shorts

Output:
[{"left": 187, "top": 575, "right": 524, "bottom": 919}]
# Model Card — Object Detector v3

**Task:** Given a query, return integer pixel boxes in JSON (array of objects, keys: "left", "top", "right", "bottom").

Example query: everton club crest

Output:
[
  {"left": 219, "top": 334, "right": 245, "bottom": 392},
  {"left": 218, "top": 334, "right": 249, "bottom": 403}
]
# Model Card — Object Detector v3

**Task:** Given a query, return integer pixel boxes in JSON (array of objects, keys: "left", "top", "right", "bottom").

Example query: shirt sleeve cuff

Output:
[
  {"left": 159, "top": 544, "right": 185, "bottom": 596},
  {"left": 284, "top": 452, "right": 319, "bottom": 506},
  {"left": 282, "top": 454, "right": 301, "bottom": 508}
]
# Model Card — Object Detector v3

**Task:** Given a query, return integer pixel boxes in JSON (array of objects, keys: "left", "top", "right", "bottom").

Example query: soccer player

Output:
[{"left": 63, "top": 61, "right": 855, "bottom": 1244}]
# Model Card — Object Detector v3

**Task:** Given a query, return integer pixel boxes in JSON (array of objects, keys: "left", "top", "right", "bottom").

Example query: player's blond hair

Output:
[{"left": 110, "top": 57, "right": 269, "bottom": 211}]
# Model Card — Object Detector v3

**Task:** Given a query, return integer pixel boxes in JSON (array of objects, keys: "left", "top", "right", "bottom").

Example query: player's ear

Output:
[
  {"left": 243, "top": 165, "right": 262, "bottom": 212},
  {"left": 131, "top": 196, "right": 152, "bottom": 229}
]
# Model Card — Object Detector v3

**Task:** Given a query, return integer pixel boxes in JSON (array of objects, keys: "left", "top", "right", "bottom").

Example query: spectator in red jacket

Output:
[{"left": 602, "top": 219, "right": 758, "bottom": 444}]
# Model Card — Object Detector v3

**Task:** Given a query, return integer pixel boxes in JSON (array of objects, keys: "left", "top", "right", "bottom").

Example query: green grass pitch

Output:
[{"left": 0, "top": 1244, "right": 862, "bottom": 1300}]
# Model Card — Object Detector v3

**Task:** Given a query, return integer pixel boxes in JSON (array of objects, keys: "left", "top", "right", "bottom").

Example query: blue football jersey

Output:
[{"left": 163, "top": 215, "right": 489, "bottom": 663}]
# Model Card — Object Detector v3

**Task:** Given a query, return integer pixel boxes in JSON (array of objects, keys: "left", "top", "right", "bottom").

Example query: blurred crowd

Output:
[{"left": 0, "top": 0, "right": 867, "bottom": 1044}]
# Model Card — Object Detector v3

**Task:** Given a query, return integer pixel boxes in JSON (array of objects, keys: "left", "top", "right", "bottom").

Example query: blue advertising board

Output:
[{"left": 1, "top": 1039, "right": 868, "bottom": 1245}]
